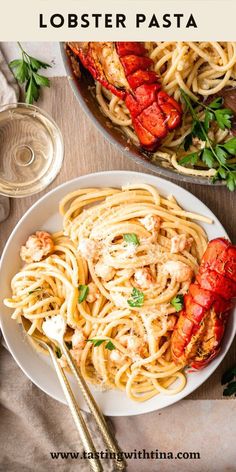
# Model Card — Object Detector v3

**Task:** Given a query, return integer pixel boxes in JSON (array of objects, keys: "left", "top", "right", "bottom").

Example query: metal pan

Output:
[{"left": 60, "top": 42, "right": 221, "bottom": 186}]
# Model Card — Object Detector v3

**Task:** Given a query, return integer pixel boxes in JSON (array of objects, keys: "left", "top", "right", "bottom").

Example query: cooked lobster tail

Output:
[
  {"left": 171, "top": 238, "right": 236, "bottom": 369},
  {"left": 68, "top": 41, "right": 182, "bottom": 151}
]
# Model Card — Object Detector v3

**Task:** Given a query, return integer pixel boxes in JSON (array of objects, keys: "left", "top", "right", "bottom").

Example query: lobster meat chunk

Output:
[
  {"left": 171, "top": 238, "right": 236, "bottom": 370},
  {"left": 67, "top": 42, "right": 182, "bottom": 151}
]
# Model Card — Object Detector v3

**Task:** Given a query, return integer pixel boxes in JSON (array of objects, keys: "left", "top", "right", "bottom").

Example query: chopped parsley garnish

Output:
[
  {"left": 87, "top": 338, "right": 115, "bottom": 350},
  {"left": 171, "top": 294, "right": 184, "bottom": 312},
  {"left": 221, "top": 365, "right": 236, "bottom": 396},
  {"left": 127, "top": 287, "right": 144, "bottom": 308},
  {"left": 105, "top": 340, "right": 116, "bottom": 351},
  {"left": 123, "top": 233, "right": 140, "bottom": 246},
  {"left": 180, "top": 89, "right": 236, "bottom": 191},
  {"left": 78, "top": 284, "right": 89, "bottom": 303}
]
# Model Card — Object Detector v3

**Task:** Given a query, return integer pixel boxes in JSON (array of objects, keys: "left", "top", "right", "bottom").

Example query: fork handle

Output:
[
  {"left": 48, "top": 345, "right": 103, "bottom": 472},
  {"left": 61, "top": 342, "right": 126, "bottom": 471}
]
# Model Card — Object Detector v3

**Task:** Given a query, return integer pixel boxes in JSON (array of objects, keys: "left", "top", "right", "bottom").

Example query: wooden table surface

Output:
[{"left": 1, "top": 77, "right": 235, "bottom": 399}]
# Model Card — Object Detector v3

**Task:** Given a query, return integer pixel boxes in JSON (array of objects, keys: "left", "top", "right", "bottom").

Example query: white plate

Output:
[{"left": 0, "top": 171, "right": 235, "bottom": 416}]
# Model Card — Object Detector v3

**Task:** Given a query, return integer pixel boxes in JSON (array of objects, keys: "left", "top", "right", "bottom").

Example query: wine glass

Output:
[{"left": 0, "top": 103, "right": 64, "bottom": 197}]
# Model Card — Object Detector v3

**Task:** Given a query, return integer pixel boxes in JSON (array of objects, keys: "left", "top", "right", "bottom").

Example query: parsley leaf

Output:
[
  {"left": 204, "top": 110, "right": 214, "bottom": 132},
  {"left": 9, "top": 59, "right": 23, "bottom": 69},
  {"left": 214, "top": 109, "right": 233, "bottom": 130},
  {"left": 29, "top": 56, "right": 51, "bottom": 71},
  {"left": 33, "top": 72, "right": 50, "bottom": 88},
  {"left": 9, "top": 42, "right": 51, "bottom": 104},
  {"left": 78, "top": 284, "right": 89, "bottom": 303},
  {"left": 10, "top": 59, "right": 29, "bottom": 84},
  {"left": 192, "top": 121, "right": 205, "bottom": 141},
  {"left": 88, "top": 338, "right": 105, "bottom": 347},
  {"left": 171, "top": 294, "right": 184, "bottom": 312},
  {"left": 65, "top": 341, "right": 72, "bottom": 350},
  {"left": 25, "top": 76, "right": 40, "bottom": 104},
  {"left": 222, "top": 137, "right": 236, "bottom": 155},
  {"left": 223, "top": 381, "right": 236, "bottom": 397},
  {"left": 105, "top": 340, "right": 116, "bottom": 351},
  {"left": 123, "top": 233, "right": 140, "bottom": 246},
  {"left": 215, "top": 146, "right": 228, "bottom": 165},
  {"left": 208, "top": 97, "right": 223, "bottom": 109},
  {"left": 226, "top": 173, "right": 236, "bottom": 192},
  {"left": 218, "top": 167, "right": 227, "bottom": 179},
  {"left": 87, "top": 338, "right": 115, "bottom": 350},
  {"left": 127, "top": 287, "right": 144, "bottom": 307},
  {"left": 179, "top": 152, "right": 199, "bottom": 166},
  {"left": 202, "top": 148, "right": 215, "bottom": 168}
]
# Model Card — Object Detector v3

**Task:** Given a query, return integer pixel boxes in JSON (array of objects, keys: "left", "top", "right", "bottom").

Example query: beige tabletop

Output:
[{"left": 1, "top": 76, "right": 235, "bottom": 472}]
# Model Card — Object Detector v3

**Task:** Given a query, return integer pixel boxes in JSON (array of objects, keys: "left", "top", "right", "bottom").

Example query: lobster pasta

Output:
[
  {"left": 95, "top": 42, "right": 236, "bottom": 177},
  {"left": 4, "top": 184, "right": 212, "bottom": 401}
]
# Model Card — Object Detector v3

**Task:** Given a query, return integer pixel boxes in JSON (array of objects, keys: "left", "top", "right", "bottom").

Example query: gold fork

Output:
[{"left": 21, "top": 317, "right": 126, "bottom": 472}]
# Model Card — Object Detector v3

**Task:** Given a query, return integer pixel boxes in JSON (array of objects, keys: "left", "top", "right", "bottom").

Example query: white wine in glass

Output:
[{"left": 0, "top": 103, "right": 64, "bottom": 197}]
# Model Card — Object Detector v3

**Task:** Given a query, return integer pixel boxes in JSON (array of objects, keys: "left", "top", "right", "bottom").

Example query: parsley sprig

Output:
[
  {"left": 78, "top": 284, "right": 89, "bottom": 303},
  {"left": 127, "top": 287, "right": 144, "bottom": 307},
  {"left": 221, "top": 365, "right": 236, "bottom": 397},
  {"left": 180, "top": 89, "right": 236, "bottom": 191},
  {"left": 9, "top": 42, "right": 51, "bottom": 104},
  {"left": 171, "top": 294, "right": 184, "bottom": 312},
  {"left": 123, "top": 233, "right": 140, "bottom": 246}
]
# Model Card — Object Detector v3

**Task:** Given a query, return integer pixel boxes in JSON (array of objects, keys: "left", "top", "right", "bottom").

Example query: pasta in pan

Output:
[
  {"left": 4, "top": 185, "right": 212, "bottom": 401},
  {"left": 96, "top": 42, "right": 236, "bottom": 177}
]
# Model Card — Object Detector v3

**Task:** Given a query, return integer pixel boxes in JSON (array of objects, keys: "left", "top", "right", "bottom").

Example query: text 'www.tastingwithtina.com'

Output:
[{"left": 50, "top": 449, "right": 201, "bottom": 461}]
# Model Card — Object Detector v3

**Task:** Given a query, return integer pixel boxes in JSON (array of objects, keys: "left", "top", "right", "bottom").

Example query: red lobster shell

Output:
[
  {"left": 67, "top": 42, "right": 182, "bottom": 151},
  {"left": 171, "top": 238, "right": 236, "bottom": 369}
]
